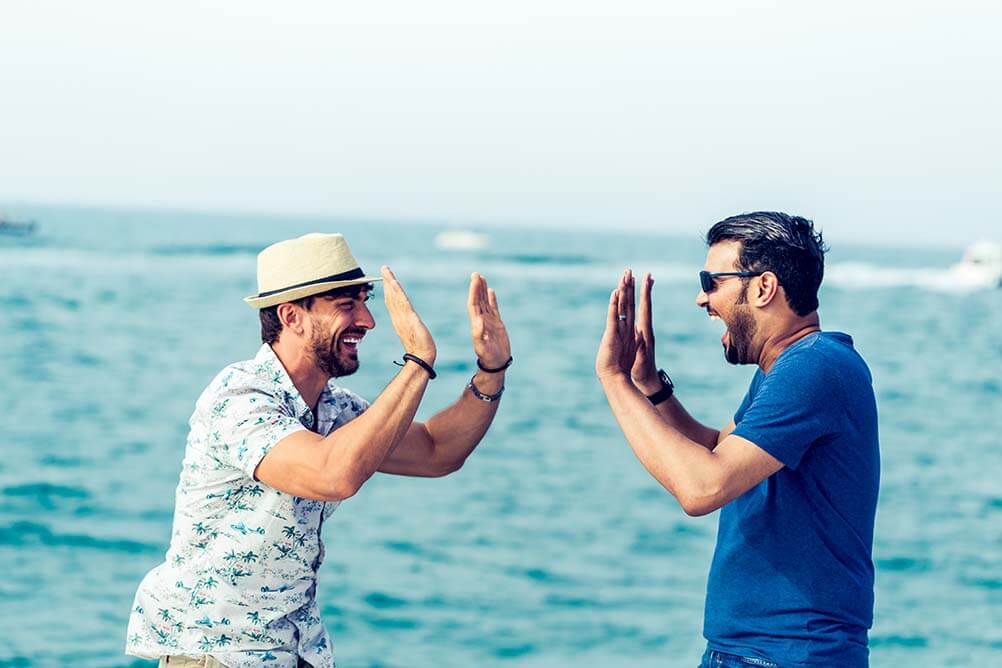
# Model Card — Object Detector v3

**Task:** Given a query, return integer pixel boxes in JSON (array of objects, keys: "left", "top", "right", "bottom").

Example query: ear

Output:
[
  {"left": 276, "top": 302, "right": 307, "bottom": 336},
  {"left": 752, "top": 271, "right": 781, "bottom": 308}
]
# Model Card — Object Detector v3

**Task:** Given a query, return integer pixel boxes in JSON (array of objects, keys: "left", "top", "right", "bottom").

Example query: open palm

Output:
[{"left": 468, "top": 272, "right": 511, "bottom": 368}]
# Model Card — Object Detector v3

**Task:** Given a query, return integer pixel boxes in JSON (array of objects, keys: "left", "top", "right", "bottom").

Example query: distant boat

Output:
[
  {"left": 434, "top": 229, "right": 489, "bottom": 251},
  {"left": 946, "top": 240, "right": 1001, "bottom": 288},
  {"left": 0, "top": 216, "right": 37, "bottom": 236}
]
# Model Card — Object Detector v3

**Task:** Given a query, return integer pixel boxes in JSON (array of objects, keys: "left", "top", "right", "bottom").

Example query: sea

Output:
[{"left": 1, "top": 205, "right": 999, "bottom": 667}]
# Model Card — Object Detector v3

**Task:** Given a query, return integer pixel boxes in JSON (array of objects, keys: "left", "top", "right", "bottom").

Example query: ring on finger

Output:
[{"left": 618, "top": 314, "right": 627, "bottom": 321}]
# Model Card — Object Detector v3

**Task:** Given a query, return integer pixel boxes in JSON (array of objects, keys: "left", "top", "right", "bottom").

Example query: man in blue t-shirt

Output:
[{"left": 596, "top": 212, "right": 879, "bottom": 667}]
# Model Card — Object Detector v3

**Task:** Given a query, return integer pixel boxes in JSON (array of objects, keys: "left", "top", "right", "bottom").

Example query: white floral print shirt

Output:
[{"left": 126, "top": 344, "right": 368, "bottom": 667}]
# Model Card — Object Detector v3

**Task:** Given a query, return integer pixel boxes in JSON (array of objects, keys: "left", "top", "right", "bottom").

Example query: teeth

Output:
[{"left": 343, "top": 337, "right": 361, "bottom": 344}]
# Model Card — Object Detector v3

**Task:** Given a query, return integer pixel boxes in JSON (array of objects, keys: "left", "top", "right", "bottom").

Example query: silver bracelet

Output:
[{"left": 467, "top": 375, "right": 504, "bottom": 402}]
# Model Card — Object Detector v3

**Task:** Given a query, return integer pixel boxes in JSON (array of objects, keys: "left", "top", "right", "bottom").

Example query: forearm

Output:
[
  {"left": 322, "top": 362, "right": 431, "bottom": 490},
  {"left": 601, "top": 372, "right": 722, "bottom": 513},
  {"left": 633, "top": 377, "right": 719, "bottom": 449},
  {"left": 422, "top": 369, "right": 504, "bottom": 465}
]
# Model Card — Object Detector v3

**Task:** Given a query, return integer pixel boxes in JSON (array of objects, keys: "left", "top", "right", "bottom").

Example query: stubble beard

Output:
[
  {"left": 723, "top": 287, "right": 758, "bottom": 366},
  {"left": 310, "top": 329, "right": 359, "bottom": 378}
]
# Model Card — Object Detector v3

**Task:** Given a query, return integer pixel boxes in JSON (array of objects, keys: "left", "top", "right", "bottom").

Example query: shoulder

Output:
[
  {"left": 764, "top": 332, "right": 873, "bottom": 410},
  {"left": 756, "top": 333, "right": 847, "bottom": 402},
  {"left": 195, "top": 354, "right": 291, "bottom": 417},
  {"left": 772, "top": 332, "right": 856, "bottom": 374},
  {"left": 782, "top": 331, "right": 871, "bottom": 384}
]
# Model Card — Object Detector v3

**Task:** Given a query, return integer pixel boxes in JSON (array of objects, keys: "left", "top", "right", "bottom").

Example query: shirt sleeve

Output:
[
  {"left": 204, "top": 384, "right": 308, "bottom": 478},
  {"left": 731, "top": 351, "right": 840, "bottom": 470}
]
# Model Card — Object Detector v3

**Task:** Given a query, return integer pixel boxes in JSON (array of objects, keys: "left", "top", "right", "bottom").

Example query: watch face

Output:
[{"left": 658, "top": 369, "right": 672, "bottom": 388}]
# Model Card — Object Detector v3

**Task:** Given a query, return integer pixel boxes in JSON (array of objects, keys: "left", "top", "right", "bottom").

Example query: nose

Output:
[
  {"left": 356, "top": 301, "right": 376, "bottom": 330},
  {"left": 695, "top": 289, "right": 709, "bottom": 309}
]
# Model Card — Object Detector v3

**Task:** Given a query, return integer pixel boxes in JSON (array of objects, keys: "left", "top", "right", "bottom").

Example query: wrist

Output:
[
  {"left": 632, "top": 376, "right": 662, "bottom": 396},
  {"left": 472, "top": 369, "right": 505, "bottom": 393},
  {"left": 397, "top": 352, "right": 437, "bottom": 379},
  {"left": 645, "top": 369, "right": 674, "bottom": 405},
  {"left": 409, "top": 350, "right": 436, "bottom": 366},
  {"left": 476, "top": 355, "right": 513, "bottom": 373},
  {"left": 597, "top": 370, "right": 632, "bottom": 386}
]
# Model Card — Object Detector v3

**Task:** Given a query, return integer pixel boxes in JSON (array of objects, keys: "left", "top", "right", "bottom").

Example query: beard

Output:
[
  {"left": 310, "top": 328, "right": 360, "bottom": 378},
  {"left": 723, "top": 304, "right": 758, "bottom": 365}
]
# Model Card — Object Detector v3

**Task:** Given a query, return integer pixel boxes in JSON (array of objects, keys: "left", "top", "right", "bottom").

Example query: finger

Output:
[
  {"left": 381, "top": 265, "right": 414, "bottom": 310},
  {"left": 467, "top": 272, "right": 481, "bottom": 317},
  {"left": 605, "top": 288, "right": 619, "bottom": 333},
  {"left": 634, "top": 330, "right": 647, "bottom": 363},
  {"left": 487, "top": 287, "right": 499, "bottom": 316},
  {"left": 477, "top": 272, "right": 490, "bottom": 315},
  {"left": 625, "top": 269, "right": 636, "bottom": 332},
  {"left": 638, "top": 272, "right": 653, "bottom": 339},
  {"left": 381, "top": 265, "right": 404, "bottom": 293},
  {"left": 616, "top": 284, "right": 630, "bottom": 336}
]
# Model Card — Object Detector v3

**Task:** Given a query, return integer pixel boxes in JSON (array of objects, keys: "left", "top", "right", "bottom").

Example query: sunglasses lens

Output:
[{"left": 699, "top": 271, "right": 714, "bottom": 293}]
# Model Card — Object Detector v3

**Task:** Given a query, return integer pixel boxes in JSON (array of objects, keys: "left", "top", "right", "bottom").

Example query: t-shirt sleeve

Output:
[
  {"left": 731, "top": 351, "right": 840, "bottom": 470},
  {"left": 204, "top": 384, "right": 308, "bottom": 478}
]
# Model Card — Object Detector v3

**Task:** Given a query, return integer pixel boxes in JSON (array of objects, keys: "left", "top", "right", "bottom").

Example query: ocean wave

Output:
[
  {"left": 826, "top": 262, "right": 999, "bottom": 293},
  {"left": 4, "top": 246, "right": 997, "bottom": 294},
  {"left": 0, "top": 520, "right": 159, "bottom": 554},
  {"left": 151, "top": 243, "right": 262, "bottom": 256},
  {"left": 2, "top": 483, "right": 90, "bottom": 500},
  {"left": 0, "top": 247, "right": 253, "bottom": 273}
]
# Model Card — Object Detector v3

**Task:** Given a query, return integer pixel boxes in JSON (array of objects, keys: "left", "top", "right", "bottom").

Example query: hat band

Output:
[{"left": 257, "top": 267, "right": 367, "bottom": 298}]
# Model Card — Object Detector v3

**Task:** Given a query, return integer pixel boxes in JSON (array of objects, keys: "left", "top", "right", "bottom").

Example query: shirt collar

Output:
[{"left": 254, "top": 344, "right": 339, "bottom": 431}]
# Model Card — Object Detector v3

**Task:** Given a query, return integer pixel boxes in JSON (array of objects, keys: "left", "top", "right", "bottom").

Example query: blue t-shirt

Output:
[{"left": 704, "top": 331, "right": 880, "bottom": 667}]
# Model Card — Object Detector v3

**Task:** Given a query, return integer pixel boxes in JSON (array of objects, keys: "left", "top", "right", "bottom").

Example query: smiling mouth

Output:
[{"left": 338, "top": 331, "right": 365, "bottom": 351}]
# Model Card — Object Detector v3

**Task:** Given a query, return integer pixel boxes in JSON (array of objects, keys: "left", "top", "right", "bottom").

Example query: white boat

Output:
[
  {"left": 946, "top": 240, "right": 1001, "bottom": 288},
  {"left": 434, "top": 229, "right": 489, "bottom": 251}
]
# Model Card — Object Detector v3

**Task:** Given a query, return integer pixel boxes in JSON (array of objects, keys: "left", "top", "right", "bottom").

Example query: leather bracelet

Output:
[
  {"left": 477, "top": 356, "right": 513, "bottom": 373},
  {"left": 467, "top": 375, "right": 504, "bottom": 402},
  {"left": 394, "top": 353, "right": 437, "bottom": 379}
]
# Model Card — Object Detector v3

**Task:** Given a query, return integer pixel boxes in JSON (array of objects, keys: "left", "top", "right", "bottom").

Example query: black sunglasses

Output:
[{"left": 699, "top": 270, "right": 763, "bottom": 293}]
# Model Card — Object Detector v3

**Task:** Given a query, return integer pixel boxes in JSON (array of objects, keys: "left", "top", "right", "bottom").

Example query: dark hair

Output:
[
  {"left": 706, "top": 212, "right": 827, "bottom": 316},
  {"left": 259, "top": 283, "right": 374, "bottom": 344}
]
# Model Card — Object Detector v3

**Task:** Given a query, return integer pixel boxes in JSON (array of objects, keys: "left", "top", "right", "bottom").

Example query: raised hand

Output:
[
  {"left": 467, "top": 272, "right": 511, "bottom": 368},
  {"left": 631, "top": 272, "right": 659, "bottom": 393},
  {"left": 596, "top": 269, "right": 639, "bottom": 379},
  {"left": 381, "top": 266, "right": 436, "bottom": 364}
]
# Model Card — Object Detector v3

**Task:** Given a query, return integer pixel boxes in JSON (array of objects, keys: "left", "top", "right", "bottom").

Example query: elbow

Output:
[
  {"left": 322, "top": 471, "right": 366, "bottom": 501},
  {"left": 680, "top": 498, "right": 718, "bottom": 517},
  {"left": 677, "top": 483, "right": 724, "bottom": 517},
  {"left": 430, "top": 456, "right": 465, "bottom": 478}
]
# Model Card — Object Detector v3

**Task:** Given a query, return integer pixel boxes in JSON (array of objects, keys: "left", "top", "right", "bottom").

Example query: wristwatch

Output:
[{"left": 645, "top": 369, "right": 674, "bottom": 406}]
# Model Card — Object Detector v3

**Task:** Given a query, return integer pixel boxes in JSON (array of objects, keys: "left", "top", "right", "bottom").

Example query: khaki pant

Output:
[{"left": 159, "top": 657, "right": 229, "bottom": 668}]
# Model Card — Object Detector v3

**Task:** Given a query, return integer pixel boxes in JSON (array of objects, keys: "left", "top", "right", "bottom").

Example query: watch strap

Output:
[{"left": 646, "top": 369, "right": 674, "bottom": 406}]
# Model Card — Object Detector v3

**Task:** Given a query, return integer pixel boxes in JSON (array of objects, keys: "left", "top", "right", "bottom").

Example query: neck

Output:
[
  {"left": 270, "top": 339, "right": 328, "bottom": 412},
  {"left": 756, "top": 312, "right": 821, "bottom": 373}
]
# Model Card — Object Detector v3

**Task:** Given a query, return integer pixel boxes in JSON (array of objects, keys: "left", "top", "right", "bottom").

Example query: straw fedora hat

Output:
[{"left": 244, "top": 233, "right": 381, "bottom": 309}]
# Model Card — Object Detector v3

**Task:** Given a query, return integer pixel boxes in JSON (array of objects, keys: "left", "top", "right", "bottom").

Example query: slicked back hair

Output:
[
  {"left": 259, "top": 283, "right": 374, "bottom": 345},
  {"left": 706, "top": 212, "right": 827, "bottom": 316}
]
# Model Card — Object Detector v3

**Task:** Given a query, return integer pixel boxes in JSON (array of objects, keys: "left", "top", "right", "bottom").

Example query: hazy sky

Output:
[{"left": 2, "top": 1, "right": 999, "bottom": 245}]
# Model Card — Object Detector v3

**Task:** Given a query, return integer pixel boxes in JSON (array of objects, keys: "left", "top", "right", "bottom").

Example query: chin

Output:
[{"left": 336, "top": 360, "right": 360, "bottom": 377}]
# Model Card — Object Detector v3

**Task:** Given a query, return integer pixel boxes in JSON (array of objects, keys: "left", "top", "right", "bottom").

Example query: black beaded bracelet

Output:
[
  {"left": 467, "top": 375, "right": 504, "bottom": 402},
  {"left": 477, "top": 356, "right": 513, "bottom": 373},
  {"left": 394, "top": 353, "right": 437, "bottom": 379}
]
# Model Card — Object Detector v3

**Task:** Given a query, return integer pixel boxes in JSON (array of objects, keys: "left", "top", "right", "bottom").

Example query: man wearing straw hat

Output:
[{"left": 126, "top": 233, "right": 512, "bottom": 667}]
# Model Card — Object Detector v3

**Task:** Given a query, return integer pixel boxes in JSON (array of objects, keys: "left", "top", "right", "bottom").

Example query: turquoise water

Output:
[{"left": 1, "top": 206, "right": 999, "bottom": 666}]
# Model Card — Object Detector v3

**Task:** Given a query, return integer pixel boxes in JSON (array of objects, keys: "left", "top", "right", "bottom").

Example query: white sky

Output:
[{"left": 1, "top": 1, "right": 999, "bottom": 245}]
